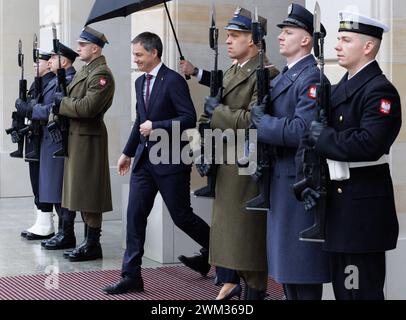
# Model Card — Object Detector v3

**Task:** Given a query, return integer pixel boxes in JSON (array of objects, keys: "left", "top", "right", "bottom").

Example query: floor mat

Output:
[{"left": 0, "top": 265, "right": 284, "bottom": 300}]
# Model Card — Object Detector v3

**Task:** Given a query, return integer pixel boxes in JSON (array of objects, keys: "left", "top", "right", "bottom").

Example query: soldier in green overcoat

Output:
[
  {"left": 182, "top": 7, "right": 279, "bottom": 300},
  {"left": 50, "top": 26, "right": 115, "bottom": 262}
]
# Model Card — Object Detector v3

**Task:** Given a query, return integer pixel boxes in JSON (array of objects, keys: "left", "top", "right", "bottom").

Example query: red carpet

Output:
[{"left": 0, "top": 266, "right": 283, "bottom": 300}]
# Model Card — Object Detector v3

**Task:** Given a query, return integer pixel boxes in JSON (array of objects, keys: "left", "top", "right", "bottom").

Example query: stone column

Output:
[{"left": 383, "top": 0, "right": 406, "bottom": 300}]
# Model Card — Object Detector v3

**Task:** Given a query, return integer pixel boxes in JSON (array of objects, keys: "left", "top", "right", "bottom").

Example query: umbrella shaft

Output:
[{"left": 164, "top": 2, "right": 183, "bottom": 58}]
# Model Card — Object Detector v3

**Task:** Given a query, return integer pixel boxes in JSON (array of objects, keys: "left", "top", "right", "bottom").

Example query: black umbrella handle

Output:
[
  {"left": 164, "top": 2, "right": 190, "bottom": 80},
  {"left": 179, "top": 56, "right": 191, "bottom": 80}
]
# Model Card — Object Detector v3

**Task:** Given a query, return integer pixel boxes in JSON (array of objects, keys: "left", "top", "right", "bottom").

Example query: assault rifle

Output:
[
  {"left": 5, "top": 39, "right": 27, "bottom": 158},
  {"left": 292, "top": 2, "right": 330, "bottom": 242},
  {"left": 194, "top": 4, "right": 223, "bottom": 198}
]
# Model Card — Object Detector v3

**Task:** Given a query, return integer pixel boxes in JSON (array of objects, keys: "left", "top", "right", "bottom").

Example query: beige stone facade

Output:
[{"left": 1, "top": 0, "right": 406, "bottom": 297}]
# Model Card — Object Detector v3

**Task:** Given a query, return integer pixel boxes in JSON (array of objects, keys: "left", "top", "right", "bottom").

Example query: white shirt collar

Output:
[
  {"left": 287, "top": 54, "right": 312, "bottom": 70},
  {"left": 238, "top": 59, "right": 251, "bottom": 68},
  {"left": 348, "top": 60, "right": 376, "bottom": 80},
  {"left": 146, "top": 61, "right": 163, "bottom": 78}
]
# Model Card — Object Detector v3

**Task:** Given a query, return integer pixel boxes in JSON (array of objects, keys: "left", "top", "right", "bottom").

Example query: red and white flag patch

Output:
[
  {"left": 99, "top": 77, "right": 107, "bottom": 88},
  {"left": 308, "top": 85, "right": 317, "bottom": 99},
  {"left": 380, "top": 99, "right": 392, "bottom": 115}
]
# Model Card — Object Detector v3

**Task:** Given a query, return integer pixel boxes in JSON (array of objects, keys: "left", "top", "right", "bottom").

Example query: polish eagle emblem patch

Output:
[
  {"left": 308, "top": 86, "right": 317, "bottom": 99},
  {"left": 380, "top": 99, "right": 392, "bottom": 115},
  {"left": 99, "top": 77, "right": 107, "bottom": 88}
]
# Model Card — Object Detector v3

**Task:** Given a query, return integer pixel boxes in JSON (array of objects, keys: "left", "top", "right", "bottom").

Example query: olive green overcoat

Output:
[
  {"left": 207, "top": 55, "right": 279, "bottom": 271},
  {"left": 58, "top": 55, "right": 115, "bottom": 213}
]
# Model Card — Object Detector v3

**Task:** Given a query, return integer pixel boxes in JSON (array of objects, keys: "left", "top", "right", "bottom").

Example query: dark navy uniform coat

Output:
[
  {"left": 315, "top": 60, "right": 401, "bottom": 253},
  {"left": 32, "top": 67, "right": 76, "bottom": 203},
  {"left": 257, "top": 54, "right": 330, "bottom": 284}
]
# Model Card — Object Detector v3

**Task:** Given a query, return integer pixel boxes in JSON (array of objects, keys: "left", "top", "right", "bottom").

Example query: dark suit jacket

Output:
[{"left": 123, "top": 64, "right": 197, "bottom": 175}]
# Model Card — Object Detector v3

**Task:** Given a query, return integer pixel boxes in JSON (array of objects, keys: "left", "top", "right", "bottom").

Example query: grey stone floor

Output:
[{"left": 0, "top": 197, "right": 163, "bottom": 277}]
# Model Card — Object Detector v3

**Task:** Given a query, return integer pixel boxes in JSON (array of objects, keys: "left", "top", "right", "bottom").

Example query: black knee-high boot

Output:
[
  {"left": 68, "top": 224, "right": 103, "bottom": 262},
  {"left": 43, "top": 209, "right": 76, "bottom": 250}
]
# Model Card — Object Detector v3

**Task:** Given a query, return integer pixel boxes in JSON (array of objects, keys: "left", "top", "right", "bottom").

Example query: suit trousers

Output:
[
  {"left": 329, "top": 252, "right": 386, "bottom": 300},
  {"left": 122, "top": 154, "right": 210, "bottom": 278}
]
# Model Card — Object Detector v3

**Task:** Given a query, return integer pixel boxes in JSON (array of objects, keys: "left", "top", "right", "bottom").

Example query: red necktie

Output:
[{"left": 145, "top": 74, "right": 153, "bottom": 109}]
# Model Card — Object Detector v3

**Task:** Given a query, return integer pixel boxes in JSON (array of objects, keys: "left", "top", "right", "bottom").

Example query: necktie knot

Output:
[{"left": 146, "top": 74, "right": 153, "bottom": 81}]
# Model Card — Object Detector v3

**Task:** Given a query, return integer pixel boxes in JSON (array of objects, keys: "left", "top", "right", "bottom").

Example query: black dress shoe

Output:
[
  {"left": 178, "top": 252, "right": 210, "bottom": 277},
  {"left": 63, "top": 249, "right": 74, "bottom": 259},
  {"left": 21, "top": 230, "right": 28, "bottom": 238},
  {"left": 102, "top": 277, "right": 144, "bottom": 295},
  {"left": 43, "top": 233, "right": 76, "bottom": 250},
  {"left": 25, "top": 232, "right": 55, "bottom": 241},
  {"left": 68, "top": 243, "right": 102, "bottom": 262}
]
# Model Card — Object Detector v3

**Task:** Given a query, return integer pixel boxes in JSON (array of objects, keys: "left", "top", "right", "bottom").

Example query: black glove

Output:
[
  {"left": 301, "top": 187, "right": 321, "bottom": 211},
  {"left": 250, "top": 104, "right": 266, "bottom": 128},
  {"left": 204, "top": 90, "right": 221, "bottom": 118},
  {"left": 309, "top": 119, "right": 327, "bottom": 146},
  {"left": 26, "top": 99, "right": 38, "bottom": 119},
  {"left": 53, "top": 92, "right": 64, "bottom": 114},
  {"left": 15, "top": 98, "right": 32, "bottom": 117},
  {"left": 195, "top": 155, "right": 212, "bottom": 177},
  {"left": 47, "top": 121, "right": 63, "bottom": 143}
]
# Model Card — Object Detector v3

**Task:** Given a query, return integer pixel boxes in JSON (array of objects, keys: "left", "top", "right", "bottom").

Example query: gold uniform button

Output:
[
  {"left": 337, "top": 188, "right": 343, "bottom": 194},
  {"left": 339, "top": 116, "right": 343, "bottom": 123}
]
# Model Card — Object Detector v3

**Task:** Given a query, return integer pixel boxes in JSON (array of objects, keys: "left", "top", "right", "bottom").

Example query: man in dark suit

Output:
[
  {"left": 102, "top": 32, "right": 210, "bottom": 295},
  {"left": 307, "top": 11, "right": 401, "bottom": 300}
]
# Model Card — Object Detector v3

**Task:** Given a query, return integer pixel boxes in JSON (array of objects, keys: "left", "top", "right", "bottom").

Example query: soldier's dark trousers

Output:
[
  {"left": 329, "top": 252, "right": 385, "bottom": 300},
  {"left": 122, "top": 156, "right": 210, "bottom": 278},
  {"left": 28, "top": 161, "right": 53, "bottom": 212},
  {"left": 282, "top": 283, "right": 323, "bottom": 300}
]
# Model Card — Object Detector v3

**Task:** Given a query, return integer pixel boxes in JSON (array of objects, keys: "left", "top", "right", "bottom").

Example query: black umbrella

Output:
[{"left": 86, "top": 0, "right": 190, "bottom": 79}]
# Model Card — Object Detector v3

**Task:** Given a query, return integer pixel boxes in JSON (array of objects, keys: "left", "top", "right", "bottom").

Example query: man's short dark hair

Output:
[{"left": 131, "top": 32, "right": 163, "bottom": 58}]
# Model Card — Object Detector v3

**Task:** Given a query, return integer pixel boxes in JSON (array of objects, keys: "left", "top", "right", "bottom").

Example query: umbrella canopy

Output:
[
  {"left": 86, "top": 0, "right": 172, "bottom": 26},
  {"left": 85, "top": 0, "right": 189, "bottom": 79}
]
